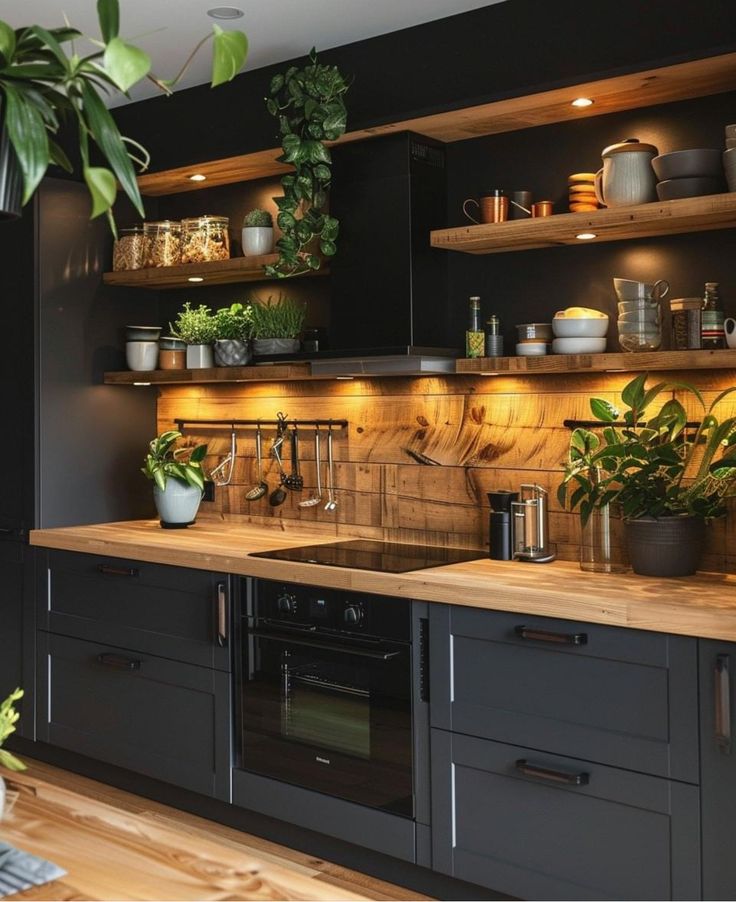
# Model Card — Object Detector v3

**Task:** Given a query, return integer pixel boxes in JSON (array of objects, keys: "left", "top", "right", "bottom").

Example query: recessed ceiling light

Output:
[
  {"left": 188, "top": 276, "right": 204, "bottom": 282},
  {"left": 571, "top": 97, "right": 594, "bottom": 108},
  {"left": 188, "top": 174, "right": 206, "bottom": 182},
  {"left": 335, "top": 375, "right": 354, "bottom": 380},
  {"left": 576, "top": 232, "right": 597, "bottom": 240},
  {"left": 133, "top": 382, "right": 152, "bottom": 386},
  {"left": 480, "top": 372, "right": 500, "bottom": 376},
  {"left": 207, "top": 6, "right": 244, "bottom": 19}
]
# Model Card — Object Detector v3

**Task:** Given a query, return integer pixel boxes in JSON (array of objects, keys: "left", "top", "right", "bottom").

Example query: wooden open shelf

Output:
[
  {"left": 457, "top": 349, "right": 736, "bottom": 375},
  {"left": 104, "top": 363, "right": 315, "bottom": 385},
  {"left": 103, "top": 255, "right": 328, "bottom": 290},
  {"left": 431, "top": 193, "right": 736, "bottom": 255},
  {"left": 137, "top": 53, "right": 736, "bottom": 195}
]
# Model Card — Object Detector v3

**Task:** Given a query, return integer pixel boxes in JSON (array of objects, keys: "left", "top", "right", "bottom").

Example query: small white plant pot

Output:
[
  {"left": 242, "top": 226, "right": 274, "bottom": 256},
  {"left": 186, "top": 344, "right": 214, "bottom": 369},
  {"left": 154, "top": 480, "right": 203, "bottom": 527}
]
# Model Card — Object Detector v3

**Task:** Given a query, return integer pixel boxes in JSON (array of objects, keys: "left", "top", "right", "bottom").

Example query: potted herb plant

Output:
[
  {"left": 170, "top": 302, "right": 217, "bottom": 368},
  {"left": 0, "top": 1, "right": 247, "bottom": 224},
  {"left": 142, "top": 430, "right": 207, "bottom": 527},
  {"left": 214, "top": 302, "right": 253, "bottom": 366},
  {"left": 559, "top": 374, "right": 736, "bottom": 576},
  {"left": 0, "top": 688, "right": 25, "bottom": 821},
  {"left": 250, "top": 295, "right": 306, "bottom": 356},
  {"left": 241, "top": 209, "right": 274, "bottom": 256}
]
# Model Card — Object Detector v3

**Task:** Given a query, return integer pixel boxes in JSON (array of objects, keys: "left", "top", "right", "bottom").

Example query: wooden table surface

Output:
[
  {"left": 0, "top": 761, "right": 424, "bottom": 901},
  {"left": 29, "top": 518, "right": 736, "bottom": 642}
]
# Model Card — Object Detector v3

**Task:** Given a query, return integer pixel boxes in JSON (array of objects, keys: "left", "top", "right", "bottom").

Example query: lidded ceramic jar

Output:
[{"left": 594, "top": 138, "right": 658, "bottom": 207}]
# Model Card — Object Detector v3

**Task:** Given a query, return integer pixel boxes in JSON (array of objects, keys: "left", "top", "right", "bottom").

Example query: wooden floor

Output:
[{"left": 0, "top": 760, "right": 429, "bottom": 901}]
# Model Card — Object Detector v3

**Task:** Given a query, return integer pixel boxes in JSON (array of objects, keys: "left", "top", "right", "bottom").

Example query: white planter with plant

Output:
[
  {"left": 0, "top": 688, "right": 25, "bottom": 821},
  {"left": 142, "top": 431, "right": 207, "bottom": 527},
  {"left": 241, "top": 209, "right": 274, "bottom": 256},
  {"left": 213, "top": 302, "right": 253, "bottom": 366},
  {"left": 251, "top": 295, "right": 306, "bottom": 356},
  {"left": 170, "top": 302, "right": 216, "bottom": 368}
]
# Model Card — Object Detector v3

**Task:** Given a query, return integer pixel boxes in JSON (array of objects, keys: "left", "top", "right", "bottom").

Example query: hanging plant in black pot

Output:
[{"left": 559, "top": 374, "right": 736, "bottom": 577}]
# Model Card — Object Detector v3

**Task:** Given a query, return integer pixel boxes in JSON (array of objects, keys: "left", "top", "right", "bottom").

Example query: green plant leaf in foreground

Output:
[
  {"left": 2, "top": 81, "right": 50, "bottom": 203},
  {"left": 0, "top": 19, "right": 16, "bottom": 65},
  {"left": 103, "top": 36, "right": 151, "bottom": 92},
  {"left": 211, "top": 25, "right": 248, "bottom": 88},
  {"left": 83, "top": 166, "right": 117, "bottom": 218},
  {"left": 96, "top": 0, "right": 120, "bottom": 43}
]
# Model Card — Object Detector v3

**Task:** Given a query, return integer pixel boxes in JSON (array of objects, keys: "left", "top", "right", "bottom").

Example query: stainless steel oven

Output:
[{"left": 240, "top": 579, "right": 414, "bottom": 817}]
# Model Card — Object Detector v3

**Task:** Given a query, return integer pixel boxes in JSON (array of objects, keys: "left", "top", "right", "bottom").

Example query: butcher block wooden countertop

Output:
[{"left": 29, "top": 518, "right": 736, "bottom": 642}]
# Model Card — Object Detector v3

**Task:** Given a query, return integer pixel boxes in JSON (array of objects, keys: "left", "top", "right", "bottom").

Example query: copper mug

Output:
[{"left": 463, "top": 190, "right": 509, "bottom": 224}]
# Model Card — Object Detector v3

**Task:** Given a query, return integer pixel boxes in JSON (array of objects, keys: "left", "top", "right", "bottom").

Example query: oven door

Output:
[{"left": 241, "top": 626, "right": 413, "bottom": 817}]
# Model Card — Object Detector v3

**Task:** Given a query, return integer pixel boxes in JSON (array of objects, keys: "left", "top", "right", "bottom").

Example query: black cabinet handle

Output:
[
  {"left": 97, "top": 564, "right": 139, "bottom": 578},
  {"left": 515, "top": 759, "right": 589, "bottom": 786},
  {"left": 514, "top": 625, "right": 587, "bottom": 646},
  {"left": 715, "top": 654, "right": 732, "bottom": 754},
  {"left": 216, "top": 582, "right": 228, "bottom": 647},
  {"left": 97, "top": 653, "right": 141, "bottom": 671},
  {"left": 419, "top": 617, "right": 430, "bottom": 703}
]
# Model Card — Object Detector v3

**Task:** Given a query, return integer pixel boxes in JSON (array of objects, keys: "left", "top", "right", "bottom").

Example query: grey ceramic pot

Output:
[
  {"left": 214, "top": 338, "right": 251, "bottom": 367},
  {"left": 625, "top": 514, "right": 705, "bottom": 577},
  {"left": 186, "top": 343, "right": 214, "bottom": 368},
  {"left": 153, "top": 479, "right": 202, "bottom": 527},
  {"left": 252, "top": 338, "right": 300, "bottom": 357}
]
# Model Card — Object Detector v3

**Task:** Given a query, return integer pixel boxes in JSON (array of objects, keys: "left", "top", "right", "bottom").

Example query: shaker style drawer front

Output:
[
  {"left": 39, "top": 550, "right": 230, "bottom": 670},
  {"left": 37, "top": 633, "right": 231, "bottom": 800},
  {"left": 431, "top": 730, "right": 701, "bottom": 901},
  {"left": 429, "top": 605, "right": 698, "bottom": 782}
]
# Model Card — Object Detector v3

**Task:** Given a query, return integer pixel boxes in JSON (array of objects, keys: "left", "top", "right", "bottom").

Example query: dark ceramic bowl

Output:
[
  {"left": 652, "top": 148, "right": 723, "bottom": 181},
  {"left": 656, "top": 176, "right": 724, "bottom": 201}
]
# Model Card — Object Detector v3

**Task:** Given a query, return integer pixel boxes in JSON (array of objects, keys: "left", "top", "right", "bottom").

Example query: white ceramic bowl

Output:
[
  {"left": 552, "top": 316, "right": 608, "bottom": 338},
  {"left": 515, "top": 342, "right": 548, "bottom": 356},
  {"left": 552, "top": 337, "right": 607, "bottom": 355}
]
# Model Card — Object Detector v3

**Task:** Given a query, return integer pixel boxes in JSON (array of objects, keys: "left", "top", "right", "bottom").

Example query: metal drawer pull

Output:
[
  {"left": 515, "top": 759, "right": 590, "bottom": 786},
  {"left": 97, "top": 564, "right": 139, "bottom": 578},
  {"left": 216, "top": 582, "right": 228, "bottom": 647},
  {"left": 97, "top": 653, "right": 141, "bottom": 671},
  {"left": 515, "top": 625, "right": 587, "bottom": 646},
  {"left": 715, "top": 654, "right": 731, "bottom": 754}
]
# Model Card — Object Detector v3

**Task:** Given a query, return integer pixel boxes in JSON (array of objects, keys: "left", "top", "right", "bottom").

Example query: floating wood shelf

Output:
[
  {"left": 103, "top": 255, "right": 328, "bottom": 290},
  {"left": 104, "top": 363, "right": 315, "bottom": 385},
  {"left": 137, "top": 52, "right": 736, "bottom": 195},
  {"left": 431, "top": 193, "right": 736, "bottom": 255},
  {"left": 457, "top": 349, "right": 736, "bottom": 375}
]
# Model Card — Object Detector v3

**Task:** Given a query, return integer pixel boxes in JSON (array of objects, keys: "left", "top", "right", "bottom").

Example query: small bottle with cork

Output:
[
  {"left": 465, "top": 296, "right": 485, "bottom": 357},
  {"left": 701, "top": 281, "right": 725, "bottom": 349}
]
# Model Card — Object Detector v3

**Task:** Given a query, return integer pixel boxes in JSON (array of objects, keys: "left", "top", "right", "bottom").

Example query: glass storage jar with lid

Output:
[
  {"left": 112, "top": 225, "right": 146, "bottom": 271},
  {"left": 181, "top": 215, "right": 230, "bottom": 263},
  {"left": 144, "top": 220, "right": 182, "bottom": 267}
]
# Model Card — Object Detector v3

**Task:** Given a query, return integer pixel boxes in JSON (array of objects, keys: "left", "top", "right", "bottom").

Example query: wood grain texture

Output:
[
  {"left": 0, "top": 761, "right": 424, "bottom": 901},
  {"left": 456, "top": 349, "right": 736, "bottom": 374},
  {"left": 105, "top": 363, "right": 313, "bottom": 385}
]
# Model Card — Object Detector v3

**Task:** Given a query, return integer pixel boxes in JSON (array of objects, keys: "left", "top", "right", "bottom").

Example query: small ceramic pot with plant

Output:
[
  {"left": 559, "top": 374, "right": 736, "bottom": 577},
  {"left": 241, "top": 209, "right": 274, "bottom": 256},
  {"left": 0, "top": 688, "right": 25, "bottom": 821},
  {"left": 213, "top": 302, "right": 253, "bottom": 366},
  {"left": 170, "top": 302, "right": 217, "bottom": 368},
  {"left": 250, "top": 295, "right": 306, "bottom": 356},
  {"left": 142, "top": 430, "right": 208, "bottom": 527}
]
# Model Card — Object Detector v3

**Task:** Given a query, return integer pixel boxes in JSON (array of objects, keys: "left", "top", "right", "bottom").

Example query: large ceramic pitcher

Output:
[{"left": 595, "top": 138, "right": 658, "bottom": 207}]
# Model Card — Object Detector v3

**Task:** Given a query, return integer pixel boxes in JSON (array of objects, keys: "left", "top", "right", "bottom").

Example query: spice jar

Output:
[
  {"left": 181, "top": 215, "right": 230, "bottom": 264},
  {"left": 112, "top": 225, "right": 146, "bottom": 271},
  {"left": 144, "top": 220, "right": 182, "bottom": 267}
]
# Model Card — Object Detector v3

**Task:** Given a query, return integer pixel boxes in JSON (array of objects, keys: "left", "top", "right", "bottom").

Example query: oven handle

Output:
[{"left": 250, "top": 629, "right": 402, "bottom": 661}]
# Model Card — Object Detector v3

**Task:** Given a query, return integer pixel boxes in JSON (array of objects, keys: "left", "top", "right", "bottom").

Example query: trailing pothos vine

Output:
[{"left": 264, "top": 48, "right": 349, "bottom": 278}]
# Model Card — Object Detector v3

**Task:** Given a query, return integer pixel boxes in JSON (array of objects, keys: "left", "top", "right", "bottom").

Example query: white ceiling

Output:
[{"left": 1, "top": 0, "right": 506, "bottom": 105}]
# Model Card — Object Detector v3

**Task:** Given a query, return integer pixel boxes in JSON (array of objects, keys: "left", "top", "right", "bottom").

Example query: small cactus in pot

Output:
[{"left": 242, "top": 208, "right": 274, "bottom": 256}]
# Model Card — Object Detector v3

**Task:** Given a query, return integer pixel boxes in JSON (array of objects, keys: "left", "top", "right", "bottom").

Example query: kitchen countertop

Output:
[{"left": 29, "top": 518, "right": 736, "bottom": 642}]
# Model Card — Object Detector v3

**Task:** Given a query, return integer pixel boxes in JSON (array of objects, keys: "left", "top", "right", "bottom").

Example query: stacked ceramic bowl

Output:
[
  {"left": 551, "top": 307, "right": 608, "bottom": 354},
  {"left": 515, "top": 323, "right": 552, "bottom": 356},
  {"left": 724, "top": 124, "right": 736, "bottom": 192},
  {"left": 126, "top": 325, "right": 161, "bottom": 371},
  {"left": 652, "top": 149, "right": 725, "bottom": 200}
]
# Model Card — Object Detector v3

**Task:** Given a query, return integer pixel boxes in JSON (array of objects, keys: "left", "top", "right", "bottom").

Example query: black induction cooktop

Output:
[{"left": 250, "top": 539, "right": 485, "bottom": 573}]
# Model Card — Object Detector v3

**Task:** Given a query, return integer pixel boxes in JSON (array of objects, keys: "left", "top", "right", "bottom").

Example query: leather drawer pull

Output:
[
  {"left": 515, "top": 625, "right": 587, "bottom": 646},
  {"left": 515, "top": 759, "right": 590, "bottom": 786},
  {"left": 97, "top": 653, "right": 141, "bottom": 671},
  {"left": 97, "top": 564, "right": 139, "bottom": 578}
]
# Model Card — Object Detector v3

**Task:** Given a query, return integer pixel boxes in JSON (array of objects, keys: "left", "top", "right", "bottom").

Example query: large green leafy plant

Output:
[
  {"left": 559, "top": 374, "right": 736, "bottom": 525},
  {"left": 0, "top": 0, "right": 247, "bottom": 226},
  {"left": 0, "top": 688, "right": 25, "bottom": 772},
  {"left": 265, "top": 48, "right": 348, "bottom": 278},
  {"left": 142, "top": 431, "right": 207, "bottom": 492}
]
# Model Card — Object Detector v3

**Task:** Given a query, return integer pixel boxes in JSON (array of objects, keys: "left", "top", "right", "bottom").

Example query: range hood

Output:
[{"left": 310, "top": 347, "right": 457, "bottom": 377}]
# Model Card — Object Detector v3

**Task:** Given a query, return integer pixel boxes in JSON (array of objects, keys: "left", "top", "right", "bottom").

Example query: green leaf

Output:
[
  {"left": 103, "top": 36, "right": 151, "bottom": 92},
  {"left": 0, "top": 19, "right": 16, "bottom": 66},
  {"left": 26, "top": 25, "right": 71, "bottom": 71},
  {"left": 190, "top": 443, "right": 208, "bottom": 463},
  {"left": 97, "top": 0, "right": 120, "bottom": 43},
  {"left": 269, "top": 73, "right": 284, "bottom": 95},
  {"left": 83, "top": 166, "right": 117, "bottom": 218},
  {"left": 2, "top": 82, "right": 50, "bottom": 204},
  {"left": 153, "top": 468, "right": 167, "bottom": 492},
  {"left": 322, "top": 102, "right": 347, "bottom": 139},
  {"left": 281, "top": 133, "right": 301, "bottom": 162},
  {"left": 320, "top": 239, "right": 336, "bottom": 256},
  {"left": 621, "top": 373, "right": 647, "bottom": 411},
  {"left": 590, "top": 398, "right": 618, "bottom": 422},
  {"left": 0, "top": 748, "right": 26, "bottom": 772},
  {"left": 211, "top": 25, "right": 248, "bottom": 88},
  {"left": 277, "top": 210, "right": 296, "bottom": 230}
]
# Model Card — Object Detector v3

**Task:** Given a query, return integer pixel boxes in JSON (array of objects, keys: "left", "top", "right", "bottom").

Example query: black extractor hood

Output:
[{"left": 313, "top": 132, "right": 453, "bottom": 375}]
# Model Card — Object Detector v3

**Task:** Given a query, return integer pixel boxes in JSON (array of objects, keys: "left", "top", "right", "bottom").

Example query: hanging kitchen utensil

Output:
[
  {"left": 298, "top": 428, "right": 323, "bottom": 507},
  {"left": 269, "top": 413, "right": 289, "bottom": 506},
  {"left": 324, "top": 426, "right": 337, "bottom": 512},
  {"left": 210, "top": 428, "right": 236, "bottom": 486},
  {"left": 245, "top": 423, "right": 268, "bottom": 502},
  {"left": 284, "top": 424, "right": 304, "bottom": 491}
]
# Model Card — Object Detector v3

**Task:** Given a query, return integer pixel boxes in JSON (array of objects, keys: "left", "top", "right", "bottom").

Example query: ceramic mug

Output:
[
  {"left": 724, "top": 318, "right": 736, "bottom": 348},
  {"left": 125, "top": 340, "right": 158, "bottom": 371},
  {"left": 463, "top": 191, "right": 508, "bottom": 224}
]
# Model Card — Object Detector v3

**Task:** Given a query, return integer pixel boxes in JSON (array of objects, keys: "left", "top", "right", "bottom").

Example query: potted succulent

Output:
[
  {"left": 241, "top": 209, "right": 274, "bottom": 256},
  {"left": 250, "top": 295, "right": 306, "bottom": 356},
  {"left": 214, "top": 302, "right": 253, "bottom": 366},
  {"left": 559, "top": 374, "right": 736, "bottom": 577},
  {"left": 170, "top": 302, "right": 217, "bottom": 368},
  {"left": 0, "top": 1, "right": 247, "bottom": 224},
  {"left": 0, "top": 688, "right": 25, "bottom": 821},
  {"left": 142, "top": 430, "right": 207, "bottom": 527}
]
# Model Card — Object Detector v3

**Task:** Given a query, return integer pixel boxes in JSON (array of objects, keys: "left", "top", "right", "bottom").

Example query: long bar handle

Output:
[
  {"left": 515, "top": 625, "right": 587, "bottom": 646},
  {"left": 97, "top": 563, "right": 139, "bottom": 578},
  {"left": 715, "top": 654, "right": 731, "bottom": 753},
  {"left": 516, "top": 759, "right": 589, "bottom": 786},
  {"left": 252, "top": 629, "right": 401, "bottom": 661},
  {"left": 216, "top": 582, "right": 228, "bottom": 647},
  {"left": 97, "top": 653, "right": 141, "bottom": 671}
]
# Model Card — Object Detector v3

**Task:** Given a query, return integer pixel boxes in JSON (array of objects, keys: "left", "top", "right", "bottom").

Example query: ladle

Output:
[
  {"left": 298, "top": 429, "right": 322, "bottom": 507},
  {"left": 324, "top": 427, "right": 337, "bottom": 512},
  {"left": 269, "top": 418, "right": 288, "bottom": 506},
  {"left": 245, "top": 424, "right": 268, "bottom": 502}
]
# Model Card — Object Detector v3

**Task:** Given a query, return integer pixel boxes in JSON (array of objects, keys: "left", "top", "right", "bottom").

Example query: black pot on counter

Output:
[{"left": 625, "top": 514, "right": 705, "bottom": 577}]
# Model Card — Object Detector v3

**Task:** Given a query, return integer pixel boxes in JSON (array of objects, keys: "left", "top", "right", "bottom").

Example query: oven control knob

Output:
[
  {"left": 344, "top": 604, "right": 363, "bottom": 625},
  {"left": 277, "top": 593, "right": 296, "bottom": 615}
]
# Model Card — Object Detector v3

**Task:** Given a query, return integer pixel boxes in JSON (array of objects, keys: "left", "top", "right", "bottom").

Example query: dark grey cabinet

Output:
[{"left": 0, "top": 543, "right": 25, "bottom": 697}]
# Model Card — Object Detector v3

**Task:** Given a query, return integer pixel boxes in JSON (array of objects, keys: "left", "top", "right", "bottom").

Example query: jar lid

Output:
[
  {"left": 602, "top": 138, "right": 658, "bottom": 157},
  {"left": 144, "top": 219, "right": 181, "bottom": 229},
  {"left": 182, "top": 214, "right": 229, "bottom": 224}
]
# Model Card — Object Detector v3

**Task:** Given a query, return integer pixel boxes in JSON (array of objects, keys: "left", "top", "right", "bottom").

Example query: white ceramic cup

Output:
[
  {"left": 241, "top": 226, "right": 274, "bottom": 256},
  {"left": 125, "top": 340, "right": 158, "bottom": 371},
  {"left": 724, "top": 318, "right": 736, "bottom": 349}
]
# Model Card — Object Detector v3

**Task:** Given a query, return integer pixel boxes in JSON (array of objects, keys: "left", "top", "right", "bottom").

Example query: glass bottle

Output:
[
  {"left": 465, "top": 296, "right": 485, "bottom": 358},
  {"left": 701, "top": 281, "right": 725, "bottom": 349},
  {"left": 580, "top": 505, "right": 629, "bottom": 572}
]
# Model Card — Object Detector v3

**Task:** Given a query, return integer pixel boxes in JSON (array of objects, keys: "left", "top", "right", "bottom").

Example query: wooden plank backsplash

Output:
[{"left": 157, "top": 370, "right": 736, "bottom": 572}]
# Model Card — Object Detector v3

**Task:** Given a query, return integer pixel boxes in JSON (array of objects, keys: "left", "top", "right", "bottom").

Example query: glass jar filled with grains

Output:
[
  {"left": 112, "top": 225, "right": 147, "bottom": 271},
  {"left": 143, "top": 220, "right": 182, "bottom": 267},
  {"left": 181, "top": 215, "right": 230, "bottom": 264}
]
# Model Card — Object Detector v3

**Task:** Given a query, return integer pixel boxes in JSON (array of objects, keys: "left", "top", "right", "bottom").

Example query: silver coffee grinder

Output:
[{"left": 512, "top": 484, "right": 556, "bottom": 563}]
